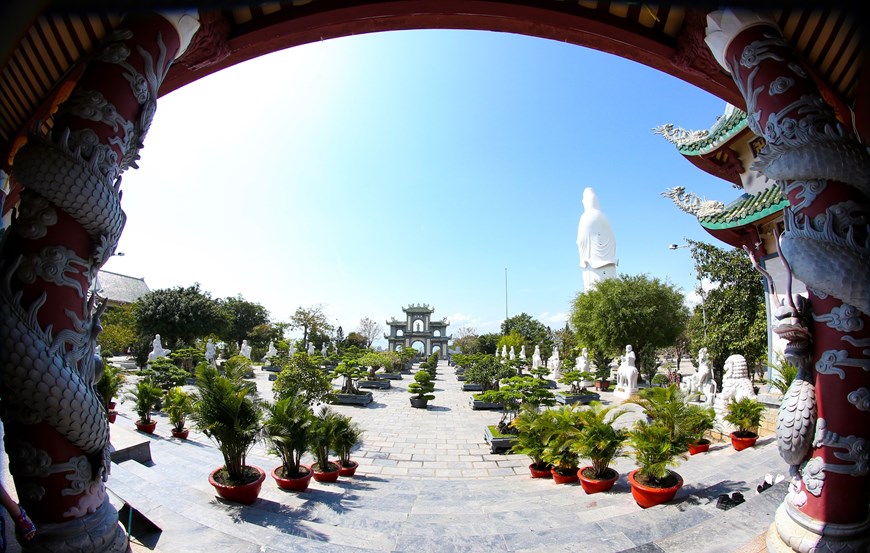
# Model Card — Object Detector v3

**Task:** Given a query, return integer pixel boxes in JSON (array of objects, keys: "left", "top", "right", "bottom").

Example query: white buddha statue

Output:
[
  {"left": 509, "top": 346, "right": 516, "bottom": 361},
  {"left": 307, "top": 342, "right": 315, "bottom": 356},
  {"left": 532, "top": 345, "right": 543, "bottom": 371},
  {"left": 147, "top": 334, "right": 171, "bottom": 362},
  {"left": 577, "top": 187, "right": 618, "bottom": 292},
  {"left": 204, "top": 339, "right": 216, "bottom": 365},
  {"left": 264, "top": 340, "right": 277, "bottom": 359},
  {"left": 575, "top": 347, "right": 590, "bottom": 372},
  {"left": 519, "top": 345, "right": 526, "bottom": 360},
  {"left": 239, "top": 340, "right": 252, "bottom": 359},
  {"left": 547, "top": 348, "right": 562, "bottom": 379}
]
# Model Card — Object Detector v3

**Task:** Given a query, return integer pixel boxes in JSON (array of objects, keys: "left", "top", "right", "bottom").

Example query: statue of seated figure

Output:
[
  {"left": 147, "top": 334, "right": 171, "bottom": 362},
  {"left": 239, "top": 340, "right": 252, "bottom": 360},
  {"left": 682, "top": 347, "right": 716, "bottom": 403},
  {"left": 264, "top": 340, "right": 277, "bottom": 359}
]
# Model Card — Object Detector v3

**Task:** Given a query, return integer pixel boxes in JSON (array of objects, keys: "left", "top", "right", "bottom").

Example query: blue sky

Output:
[{"left": 103, "top": 29, "right": 737, "bottom": 345}]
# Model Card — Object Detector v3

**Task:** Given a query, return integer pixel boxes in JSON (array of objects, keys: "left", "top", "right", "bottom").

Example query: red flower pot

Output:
[
  {"left": 107, "top": 411, "right": 117, "bottom": 424},
  {"left": 336, "top": 460, "right": 359, "bottom": 477},
  {"left": 312, "top": 462, "right": 341, "bottom": 483},
  {"left": 171, "top": 428, "right": 189, "bottom": 440},
  {"left": 551, "top": 467, "right": 579, "bottom": 485},
  {"left": 688, "top": 440, "right": 710, "bottom": 455},
  {"left": 209, "top": 466, "right": 265, "bottom": 505},
  {"left": 135, "top": 420, "right": 157, "bottom": 434},
  {"left": 628, "top": 469, "right": 683, "bottom": 509},
  {"left": 272, "top": 465, "right": 313, "bottom": 492},
  {"left": 578, "top": 466, "right": 619, "bottom": 494},
  {"left": 108, "top": 401, "right": 117, "bottom": 410},
  {"left": 730, "top": 432, "right": 759, "bottom": 451},
  {"left": 529, "top": 463, "right": 552, "bottom": 479},
  {"left": 595, "top": 380, "right": 610, "bottom": 391}
]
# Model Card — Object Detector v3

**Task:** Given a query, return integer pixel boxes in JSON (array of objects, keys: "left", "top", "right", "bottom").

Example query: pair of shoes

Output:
[
  {"left": 757, "top": 480, "right": 773, "bottom": 494},
  {"left": 716, "top": 492, "right": 746, "bottom": 510},
  {"left": 16, "top": 506, "right": 36, "bottom": 542}
]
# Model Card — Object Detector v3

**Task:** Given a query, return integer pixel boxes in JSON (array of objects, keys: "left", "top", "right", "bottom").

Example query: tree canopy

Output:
[
  {"left": 133, "top": 284, "right": 225, "bottom": 347},
  {"left": 501, "top": 313, "right": 553, "bottom": 357},
  {"left": 289, "top": 304, "right": 334, "bottom": 350},
  {"left": 570, "top": 274, "right": 688, "bottom": 383},
  {"left": 219, "top": 295, "right": 269, "bottom": 347},
  {"left": 357, "top": 317, "right": 382, "bottom": 348}
]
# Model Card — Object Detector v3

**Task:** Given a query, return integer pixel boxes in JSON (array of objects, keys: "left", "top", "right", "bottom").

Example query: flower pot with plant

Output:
[
  {"left": 311, "top": 406, "right": 342, "bottom": 482},
  {"left": 627, "top": 420, "right": 685, "bottom": 508},
  {"left": 263, "top": 395, "right": 314, "bottom": 492},
  {"left": 683, "top": 404, "right": 715, "bottom": 454},
  {"left": 164, "top": 386, "right": 193, "bottom": 439},
  {"left": 408, "top": 370, "right": 436, "bottom": 408},
  {"left": 129, "top": 379, "right": 162, "bottom": 434},
  {"left": 724, "top": 397, "right": 765, "bottom": 451},
  {"left": 540, "top": 406, "right": 584, "bottom": 484},
  {"left": 190, "top": 364, "right": 264, "bottom": 504},
  {"left": 97, "top": 364, "right": 125, "bottom": 423},
  {"left": 572, "top": 402, "right": 627, "bottom": 494},
  {"left": 510, "top": 405, "right": 552, "bottom": 478},
  {"left": 332, "top": 414, "right": 364, "bottom": 477}
]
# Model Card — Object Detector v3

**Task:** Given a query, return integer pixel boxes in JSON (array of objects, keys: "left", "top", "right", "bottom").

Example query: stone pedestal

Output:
[{"left": 612, "top": 386, "right": 638, "bottom": 400}]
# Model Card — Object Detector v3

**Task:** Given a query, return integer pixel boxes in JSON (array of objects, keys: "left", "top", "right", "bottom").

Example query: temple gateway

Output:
[{"left": 385, "top": 304, "right": 451, "bottom": 359}]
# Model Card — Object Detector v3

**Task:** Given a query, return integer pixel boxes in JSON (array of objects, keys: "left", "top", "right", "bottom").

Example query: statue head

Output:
[
  {"left": 582, "top": 347, "right": 588, "bottom": 356},
  {"left": 723, "top": 354, "right": 749, "bottom": 379},
  {"left": 582, "top": 187, "right": 601, "bottom": 212},
  {"left": 625, "top": 344, "right": 633, "bottom": 353}
]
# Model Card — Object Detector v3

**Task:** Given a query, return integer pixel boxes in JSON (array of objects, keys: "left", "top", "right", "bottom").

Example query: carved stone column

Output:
[
  {"left": 706, "top": 10, "right": 870, "bottom": 553},
  {"left": 1, "top": 12, "right": 198, "bottom": 552}
]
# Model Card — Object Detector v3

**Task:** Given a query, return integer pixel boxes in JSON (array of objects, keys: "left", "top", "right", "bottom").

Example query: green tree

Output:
[
  {"left": 452, "top": 327, "right": 479, "bottom": 354},
  {"left": 219, "top": 295, "right": 269, "bottom": 347},
  {"left": 476, "top": 333, "right": 501, "bottom": 355},
  {"left": 687, "top": 240, "right": 767, "bottom": 382},
  {"left": 134, "top": 284, "right": 225, "bottom": 347},
  {"left": 290, "top": 305, "right": 334, "bottom": 350},
  {"left": 344, "top": 331, "right": 368, "bottom": 349},
  {"left": 272, "top": 353, "right": 334, "bottom": 405},
  {"left": 501, "top": 313, "right": 551, "bottom": 356},
  {"left": 98, "top": 304, "right": 136, "bottom": 356},
  {"left": 570, "top": 274, "right": 688, "bottom": 384}
]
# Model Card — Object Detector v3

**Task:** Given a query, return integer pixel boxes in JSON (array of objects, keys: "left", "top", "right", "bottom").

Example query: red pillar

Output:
[
  {"left": 2, "top": 12, "right": 196, "bottom": 552},
  {"left": 706, "top": 10, "right": 870, "bottom": 552}
]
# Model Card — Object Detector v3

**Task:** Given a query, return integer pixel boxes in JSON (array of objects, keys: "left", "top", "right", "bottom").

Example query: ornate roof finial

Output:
[
  {"left": 652, "top": 123, "right": 709, "bottom": 146},
  {"left": 661, "top": 186, "right": 725, "bottom": 218}
]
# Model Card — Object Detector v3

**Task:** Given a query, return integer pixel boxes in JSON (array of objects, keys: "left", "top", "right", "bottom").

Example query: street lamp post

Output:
[{"left": 669, "top": 243, "right": 707, "bottom": 339}]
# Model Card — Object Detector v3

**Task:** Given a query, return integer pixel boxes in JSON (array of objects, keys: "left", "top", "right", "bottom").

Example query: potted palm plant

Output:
[
  {"left": 190, "top": 364, "right": 264, "bottom": 504},
  {"left": 510, "top": 406, "right": 551, "bottom": 478},
  {"left": 129, "top": 378, "right": 162, "bottom": 434},
  {"left": 684, "top": 404, "right": 715, "bottom": 455},
  {"left": 540, "top": 406, "right": 584, "bottom": 484},
  {"left": 627, "top": 420, "right": 685, "bottom": 508},
  {"left": 97, "top": 364, "right": 125, "bottom": 423},
  {"left": 572, "top": 402, "right": 627, "bottom": 494},
  {"left": 408, "top": 370, "right": 436, "bottom": 408},
  {"left": 310, "top": 406, "right": 342, "bottom": 482},
  {"left": 164, "top": 386, "right": 193, "bottom": 439},
  {"left": 630, "top": 385, "right": 693, "bottom": 456},
  {"left": 263, "top": 395, "right": 314, "bottom": 492},
  {"left": 332, "top": 414, "right": 364, "bottom": 477},
  {"left": 724, "top": 397, "right": 765, "bottom": 451}
]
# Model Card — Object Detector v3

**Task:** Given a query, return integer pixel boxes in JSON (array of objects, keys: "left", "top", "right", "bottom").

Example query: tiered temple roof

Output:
[{"left": 699, "top": 185, "right": 788, "bottom": 231}]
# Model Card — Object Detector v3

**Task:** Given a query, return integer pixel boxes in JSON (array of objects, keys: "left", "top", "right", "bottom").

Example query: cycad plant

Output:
[
  {"left": 263, "top": 395, "right": 313, "bottom": 478},
  {"left": 164, "top": 386, "right": 194, "bottom": 433},
  {"left": 683, "top": 404, "right": 715, "bottom": 445},
  {"left": 332, "top": 414, "right": 364, "bottom": 469},
  {"left": 96, "top": 364, "right": 125, "bottom": 412},
  {"left": 724, "top": 397, "right": 765, "bottom": 437},
  {"left": 630, "top": 384, "right": 693, "bottom": 454},
  {"left": 190, "top": 364, "right": 262, "bottom": 484},
  {"left": 540, "top": 406, "right": 584, "bottom": 476},
  {"left": 510, "top": 406, "right": 550, "bottom": 471},
  {"left": 310, "top": 406, "right": 342, "bottom": 472},
  {"left": 572, "top": 402, "right": 627, "bottom": 480},
  {"left": 129, "top": 379, "right": 162, "bottom": 425},
  {"left": 628, "top": 419, "right": 683, "bottom": 487}
]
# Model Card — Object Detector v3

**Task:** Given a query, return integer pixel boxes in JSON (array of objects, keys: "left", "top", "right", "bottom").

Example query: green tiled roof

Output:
[
  {"left": 699, "top": 185, "right": 788, "bottom": 230},
  {"left": 676, "top": 108, "right": 748, "bottom": 156}
]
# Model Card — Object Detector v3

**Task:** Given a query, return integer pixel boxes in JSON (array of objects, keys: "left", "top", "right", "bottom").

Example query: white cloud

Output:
[{"left": 538, "top": 311, "right": 569, "bottom": 325}]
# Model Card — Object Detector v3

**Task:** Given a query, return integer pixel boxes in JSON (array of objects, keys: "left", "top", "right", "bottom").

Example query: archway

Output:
[
  {"left": 0, "top": 5, "right": 865, "bottom": 553},
  {"left": 410, "top": 340, "right": 426, "bottom": 357}
]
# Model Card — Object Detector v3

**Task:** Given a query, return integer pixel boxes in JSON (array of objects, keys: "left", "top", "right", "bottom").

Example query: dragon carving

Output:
[{"left": 661, "top": 186, "right": 725, "bottom": 218}]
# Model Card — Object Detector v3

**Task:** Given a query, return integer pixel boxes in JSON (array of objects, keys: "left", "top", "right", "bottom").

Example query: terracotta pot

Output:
[
  {"left": 551, "top": 467, "right": 579, "bottom": 485},
  {"left": 578, "top": 466, "right": 619, "bottom": 494},
  {"left": 108, "top": 401, "right": 117, "bottom": 410},
  {"left": 529, "top": 463, "right": 552, "bottom": 479},
  {"left": 135, "top": 420, "right": 157, "bottom": 434},
  {"left": 171, "top": 428, "right": 189, "bottom": 440},
  {"left": 107, "top": 411, "right": 117, "bottom": 424},
  {"left": 208, "top": 466, "right": 265, "bottom": 505},
  {"left": 312, "top": 462, "right": 341, "bottom": 483},
  {"left": 272, "top": 465, "right": 313, "bottom": 492},
  {"left": 628, "top": 469, "right": 683, "bottom": 508},
  {"left": 688, "top": 439, "right": 710, "bottom": 455},
  {"left": 730, "top": 432, "right": 759, "bottom": 451},
  {"left": 336, "top": 460, "right": 359, "bottom": 477},
  {"left": 595, "top": 380, "right": 610, "bottom": 391}
]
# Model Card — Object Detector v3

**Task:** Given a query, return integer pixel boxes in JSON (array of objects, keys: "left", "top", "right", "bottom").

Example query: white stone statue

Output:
[
  {"left": 321, "top": 342, "right": 328, "bottom": 357},
  {"left": 714, "top": 354, "right": 758, "bottom": 430},
  {"left": 239, "top": 340, "right": 252, "bottom": 360},
  {"left": 307, "top": 342, "right": 315, "bottom": 356},
  {"left": 494, "top": 347, "right": 500, "bottom": 358},
  {"left": 288, "top": 343, "right": 296, "bottom": 357},
  {"left": 509, "top": 346, "right": 516, "bottom": 361},
  {"left": 501, "top": 345, "right": 508, "bottom": 359},
  {"left": 519, "top": 345, "right": 526, "bottom": 360},
  {"left": 264, "top": 340, "right": 277, "bottom": 359},
  {"left": 614, "top": 344, "right": 639, "bottom": 399},
  {"left": 532, "top": 345, "right": 543, "bottom": 371},
  {"left": 682, "top": 347, "right": 716, "bottom": 404},
  {"left": 575, "top": 347, "right": 590, "bottom": 373},
  {"left": 577, "top": 187, "right": 618, "bottom": 292},
  {"left": 204, "top": 339, "right": 216, "bottom": 365},
  {"left": 147, "top": 334, "right": 171, "bottom": 362},
  {"left": 547, "top": 348, "right": 562, "bottom": 379}
]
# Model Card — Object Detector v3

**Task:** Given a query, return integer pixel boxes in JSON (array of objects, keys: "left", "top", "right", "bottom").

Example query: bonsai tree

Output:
[
  {"left": 462, "top": 354, "right": 514, "bottom": 391},
  {"left": 332, "top": 414, "right": 364, "bottom": 469},
  {"left": 139, "top": 356, "right": 189, "bottom": 390},
  {"left": 263, "top": 395, "right": 313, "bottom": 478},
  {"left": 478, "top": 375, "right": 555, "bottom": 430},
  {"left": 540, "top": 406, "right": 584, "bottom": 478},
  {"left": 272, "top": 353, "right": 334, "bottom": 405},
  {"left": 559, "top": 369, "right": 595, "bottom": 394},
  {"left": 572, "top": 402, "right": 627, "bottom": 481},
  {"left": 310, "top": 406, "right": 341, "bottom": 473},
  {"left": 190, "top": 364, "right": 262, "bottom": 485},
  {"left": 510, "top": 406, "right": 550, "bottom": 473},
  {"left": 591, "top": 350, "right": 613, "bottom": 384},
  {"left": 357, "top": 351, "right": 392, "bottom": 380},
  {"left": 330, "top": 362, "right": 366, "bottom": 395},
  {"left": 628, "top": 419, "right": 684, "bottom": 489},
  {"left": 129, "top": 378, "right": 162, "bottom": 426},
  {"left": 96, "top": 364, "right": 125, "bottom": 412},
  {"left": 724, "top": 397, "right": 765, "bottom": 437},
  {"left": 651, "top": 373, "right": 670, "bottom": 387},
  {"left": 164, "top": 386, "right": 194, "bottom": 434},
  {"left": 408, "top": 370, "right": 436, "bottom": 407}
]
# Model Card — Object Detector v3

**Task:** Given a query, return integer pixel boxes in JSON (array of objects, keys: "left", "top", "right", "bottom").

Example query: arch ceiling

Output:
[{"left": 0, "top": 2, "right": 865, "bottom": 169}]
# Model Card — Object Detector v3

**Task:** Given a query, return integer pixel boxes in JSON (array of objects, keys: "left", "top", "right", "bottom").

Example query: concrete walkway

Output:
[{"left": 107, "top": 360, "right": 789, "bottom": 552}]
